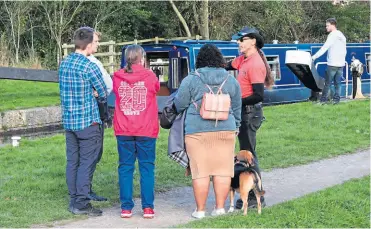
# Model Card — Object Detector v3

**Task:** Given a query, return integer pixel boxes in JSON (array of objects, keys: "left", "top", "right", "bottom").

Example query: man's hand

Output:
[
  {"left": 311, "top": 56, "right": 317, "bottom": 61},
  {"left": 93, "top": 90, "right": 98, "bottom": 98}
]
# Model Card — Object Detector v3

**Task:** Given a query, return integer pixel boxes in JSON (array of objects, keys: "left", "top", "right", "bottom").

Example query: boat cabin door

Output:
[{"left": 169, "top": 49, "right": 181, "bottom": 94}]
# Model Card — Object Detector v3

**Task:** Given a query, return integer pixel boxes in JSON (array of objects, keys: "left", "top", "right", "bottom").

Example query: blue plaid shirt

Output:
[{"left": 59, "top": 53, "right": 107, "bottom": 131}]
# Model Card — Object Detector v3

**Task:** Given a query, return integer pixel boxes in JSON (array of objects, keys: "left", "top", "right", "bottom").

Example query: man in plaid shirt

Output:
[{"left": 59, "top": 27, "right": 107, "bottom": 216}]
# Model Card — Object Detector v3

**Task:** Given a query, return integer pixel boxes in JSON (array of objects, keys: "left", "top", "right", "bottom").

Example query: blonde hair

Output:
[{"left": 124, "top": 45, "right": 146, "bottom": 73}]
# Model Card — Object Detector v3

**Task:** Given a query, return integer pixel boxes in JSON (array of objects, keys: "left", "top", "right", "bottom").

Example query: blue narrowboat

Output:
[{"left": 107, "top": 39, "right": 370, "bottom": 110}]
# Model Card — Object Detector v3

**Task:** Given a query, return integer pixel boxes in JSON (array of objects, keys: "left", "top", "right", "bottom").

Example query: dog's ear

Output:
[
  {"left": 246, "top": 151, "right": 254, "bottom": 166},
  {"left": 236, "top": 150, "right": 245, "bottom": 161}
]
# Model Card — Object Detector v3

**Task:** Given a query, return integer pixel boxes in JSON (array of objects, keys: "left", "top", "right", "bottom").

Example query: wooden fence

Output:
[{"left": 62, "top": 35, "right": 202, "bottom": 74}]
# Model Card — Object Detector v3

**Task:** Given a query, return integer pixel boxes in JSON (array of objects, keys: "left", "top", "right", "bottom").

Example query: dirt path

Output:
[{"left": 51, "top": 149, "right": 370, "bottom": 228}]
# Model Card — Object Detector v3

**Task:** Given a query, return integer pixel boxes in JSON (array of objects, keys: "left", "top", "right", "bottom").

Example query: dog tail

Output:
[{"left": 253, "top": 170, "right": 265, "bottom": 195}]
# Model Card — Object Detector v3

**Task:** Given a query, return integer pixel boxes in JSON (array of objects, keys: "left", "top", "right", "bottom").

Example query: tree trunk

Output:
[
  {"left": 169, "top": 0, "right": 191, "bottom": 37},
  {"left": 192, "top": 1, "right": 201, "bottom": 35},
  {"left": 200, "top": 0, "right": 209, "bottom": 40}
]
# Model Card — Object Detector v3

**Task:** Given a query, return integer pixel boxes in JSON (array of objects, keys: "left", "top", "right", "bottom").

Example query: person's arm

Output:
[
  {"left": 312, "top": 32, "right": 336, "bottom": 61},
  {"left": 174, "top": 75, "right": 192, "bottom": 113},
  {"left": 225, "top": 60, "right": 237, "bottom": 71},
  {"left": 89, "top": 63, "right": 107, "bottom": 100},
  {"left": 241, "top": 83, "right": 264, "bottom": 105},
  {"left": 88, "top": 55, "right": 113, "bottom": 95}
]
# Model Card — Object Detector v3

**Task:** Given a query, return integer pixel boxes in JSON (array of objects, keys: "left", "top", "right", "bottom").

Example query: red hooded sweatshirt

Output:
[{"left": 113, "top": 64, "right": 160, "bottom": 138}]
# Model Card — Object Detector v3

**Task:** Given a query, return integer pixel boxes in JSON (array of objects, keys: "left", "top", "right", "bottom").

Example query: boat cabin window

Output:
[
  {"left": 266, "top": 56, "right": 281, "bottom": 81},
  {"left": 365, "top": 53, "right": 370, "bottom": 74},
  {"left": 180, "top": 57, "right": 189, "bottom": 82},
  {"left": 147, "top": 52, "right": 170, "bottom": 96},
  {"left": 171, "top": 58, "right": 179, "bottom": 88},
  {"left": 224, "top": 56, "right": 238, "bottom": 78}
]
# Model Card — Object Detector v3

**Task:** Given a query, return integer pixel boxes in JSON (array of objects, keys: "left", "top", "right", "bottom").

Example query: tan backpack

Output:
[{"left": 194, "top": 70, "right": 231, "bottom": 127}]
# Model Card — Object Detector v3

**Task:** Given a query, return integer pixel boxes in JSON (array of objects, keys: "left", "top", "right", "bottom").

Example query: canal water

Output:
[{"left": 0, "top": 125, "right": 64, "bottom": 147}]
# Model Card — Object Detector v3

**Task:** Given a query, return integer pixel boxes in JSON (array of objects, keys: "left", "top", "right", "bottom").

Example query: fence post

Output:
[
  {"left": 134, "top": 39, "right": 138, "bottom": 45},
  {"left": 196, "top": 35, "right": 200, "bottom": 40},
  {"left": 108, "top": 40, "right": 115, "bottom": 74},
  {"left": 155, "top": 36, "right": 159, "bottom": 44},
  {"left": 63, "top": 44, "right": 68, "bottom": 59}
]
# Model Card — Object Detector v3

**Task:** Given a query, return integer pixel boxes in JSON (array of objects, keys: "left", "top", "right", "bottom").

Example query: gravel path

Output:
[{"left": 51, "top": 149, "right": 370, "bottom": 228}]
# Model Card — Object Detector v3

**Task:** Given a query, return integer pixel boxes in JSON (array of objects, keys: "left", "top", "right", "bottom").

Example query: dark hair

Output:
[
  {"left": 245, "top": 33, "right": 264, "bottom": 49},
  {"left": 124, "top": 45, "right": 146, "bottom": 73},
  {"left": 196, "top": 44, "right": 226, "bottom": 69},
  {"left": 73, "top": 27, "right": 95, "bottom": 50},
  {"left": 242, "top": 31, "right": 274, "bottom": 88},
  {"left": 326, "top": 18, "right": 337, "bottom": 26},
  {"left": 258, "top": 50, "right": 274, "bottom": 89}
]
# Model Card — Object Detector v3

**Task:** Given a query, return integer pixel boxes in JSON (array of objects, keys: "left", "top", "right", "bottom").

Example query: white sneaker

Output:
[
  {"left": 191, "top": 210, "right": 206, "bottom": 219},
  {"left": 211, "top": 208, "right": 226, "bottom": 216}
]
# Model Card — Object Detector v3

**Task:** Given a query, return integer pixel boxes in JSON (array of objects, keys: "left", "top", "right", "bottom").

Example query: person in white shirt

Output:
[
  {"left": 312, "top": 18, "right": 347, "bottom": 105},
  {"left": 87, "top": 31, "right": 113, "bottom": 202}
]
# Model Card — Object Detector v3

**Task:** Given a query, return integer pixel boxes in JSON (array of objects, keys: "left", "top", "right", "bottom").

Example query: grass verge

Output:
[
  {"left": 181, "top": 176, "right": 370, "bottom": 228},
  {"left": 0, "top": 100, "right": 369, "bottom": 227},
  {"left": 257, "top": 100, "right": 370, "bottom": 170},
  {"left": 0, "top": 80, "right": 60, "bottom": 112}
]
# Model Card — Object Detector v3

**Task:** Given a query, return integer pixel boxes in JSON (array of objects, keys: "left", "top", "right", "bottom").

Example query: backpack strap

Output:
[
  {"left": 195, "top": 70, "right": 229, "bottom": 94},
  {"left": 194, "top": 70, "right": 213, "bottom": 94},
  {"left": 217, "top": 75, "right": 230, "bottom": 94}
]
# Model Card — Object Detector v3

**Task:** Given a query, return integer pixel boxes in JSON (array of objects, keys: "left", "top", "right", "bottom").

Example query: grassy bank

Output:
[
  {"left": 182, "top": 176, "right": 370, "bottom": 228},
  {"left": 0, "top": 100, "right": 369, "bottom": 227},
  {"left": 257, "top": 99, "right": 370, "bottom": 169},
  {"left": 0, "top": 80, "right": 59, "bottom": 112}
]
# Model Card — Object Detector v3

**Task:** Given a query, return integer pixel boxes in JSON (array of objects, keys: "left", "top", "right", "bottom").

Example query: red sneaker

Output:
[
  {"left": 120, "top": 209, "right": 132, "bottom": 218},
  {"left": 143, "top": 208, "right": 155, "bottom": 219}
]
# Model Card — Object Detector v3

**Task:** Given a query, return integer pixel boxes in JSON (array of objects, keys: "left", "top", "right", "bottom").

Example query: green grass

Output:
[
  {"left": 182, "top": 176, "right": 370, "bottom": 228},
  {"left": 0, "top": 100, "right": 369, "bottom": 227},
  {"left": 257, "top": 100, "right": 370, "bottom": 170},
  {"left": 0, "top": 80, "right": 60, "bottom": 112}
]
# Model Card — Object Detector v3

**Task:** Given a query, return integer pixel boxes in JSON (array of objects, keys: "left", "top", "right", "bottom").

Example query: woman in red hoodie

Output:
[{"left": 113, "top": 45, "right": 159, "bottom": 219}]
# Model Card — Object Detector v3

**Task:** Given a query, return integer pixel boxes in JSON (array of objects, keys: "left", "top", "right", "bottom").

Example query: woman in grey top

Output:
[{"left": 174, "top": 44, "right": 241, "bottom": 218}]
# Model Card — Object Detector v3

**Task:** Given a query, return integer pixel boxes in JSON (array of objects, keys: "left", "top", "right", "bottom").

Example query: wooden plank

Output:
[{"left": 0, "top": 67, "right": 58, "bottom": 82}]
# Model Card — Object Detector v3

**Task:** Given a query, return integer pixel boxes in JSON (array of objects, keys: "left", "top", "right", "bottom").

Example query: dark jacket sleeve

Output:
[
  {"left": 225, "top": 61, "right": 237, "bottom": 71},
  {"left": 241, "top": 83, "right": 264, "bottom": 106}
]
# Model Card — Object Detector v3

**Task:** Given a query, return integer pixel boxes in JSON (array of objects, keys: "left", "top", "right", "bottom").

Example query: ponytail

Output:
[
  {"left": 258, "top": 49, "right": 274, "bottom": 89},
  {"left": 125, "top": 62, "right": 133, "bottom": 73}
]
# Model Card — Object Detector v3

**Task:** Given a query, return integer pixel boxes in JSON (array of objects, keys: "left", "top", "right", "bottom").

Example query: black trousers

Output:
[
  {"left": 238, "top": 103, "right": 264, "bottom": 177},
  {"left": 65, "top": 124, "right": 103, "bottom": 209}
]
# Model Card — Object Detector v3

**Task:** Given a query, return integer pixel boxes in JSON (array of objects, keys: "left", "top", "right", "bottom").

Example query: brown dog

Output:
[{"left": 228, "top": 150, "right": 265, "bottom": 215}]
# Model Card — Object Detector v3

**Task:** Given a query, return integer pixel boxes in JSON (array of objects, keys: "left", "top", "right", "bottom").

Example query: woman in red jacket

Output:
[{"left": 113, "top": 45, "right": 160, "bottom": 219}]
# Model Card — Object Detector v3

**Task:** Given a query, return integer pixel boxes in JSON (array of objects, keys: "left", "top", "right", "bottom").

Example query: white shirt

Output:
[
  {"left": 88, "top": 55, "right": 113, "bottom": 94},
  {"left": 312, "top": 30, "right": 347, "bottom": 67}
]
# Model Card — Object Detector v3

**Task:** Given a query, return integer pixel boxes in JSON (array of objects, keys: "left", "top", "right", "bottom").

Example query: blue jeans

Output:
[
  {"left": 117, "top": 136, "right": 156, "bottom": 210},
  {"left": 320, "top": 66, "right": 343, "bottom": 103}
]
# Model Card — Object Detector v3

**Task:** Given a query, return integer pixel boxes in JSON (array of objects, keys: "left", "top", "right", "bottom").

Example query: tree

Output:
[
  {"left": 169, "top": 0, "right": 191, "bottom": 37},
  {"left": 40, "top": 0, "right": 83, "bottom": 63},
  {"left": 1, "top": 1, "right": 33, "bottom": 63}
]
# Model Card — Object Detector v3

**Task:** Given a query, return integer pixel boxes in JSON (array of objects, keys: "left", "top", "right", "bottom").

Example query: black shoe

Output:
[
  {"left": 88, "top": 192, "right": 108, "bottom": 201},
  {"left": 72, "top": 203, "right": 103, "bottom": 216}
]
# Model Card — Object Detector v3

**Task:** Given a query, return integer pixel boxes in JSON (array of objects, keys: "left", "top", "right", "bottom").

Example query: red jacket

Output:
[{"left": 113, "top": 64, "right": 160, "bottom": 138}]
